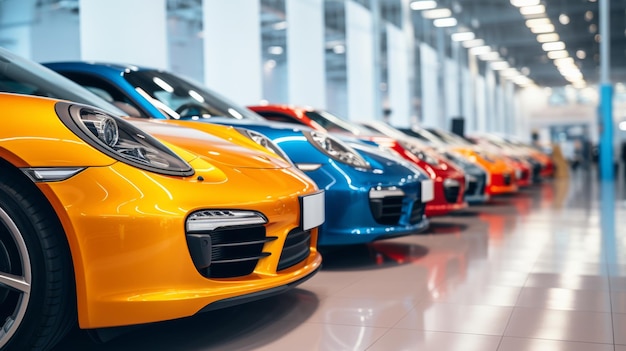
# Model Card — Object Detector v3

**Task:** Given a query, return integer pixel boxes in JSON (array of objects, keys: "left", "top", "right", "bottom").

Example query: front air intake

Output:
[{"left": 185, "top": 210, "right": 276, "bottom": 278}]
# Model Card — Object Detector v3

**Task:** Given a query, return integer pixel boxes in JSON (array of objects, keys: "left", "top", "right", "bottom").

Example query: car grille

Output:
[
  {"left": 443, "top": 185, "right": 461, "bottom": 203},
  {"left": 532, "top": 164, "right": 542, "bottom": 182},
  {"left": 466, "top": 173, "right": 486, "bottom": 196},
  {"left": 503, "top": 173, "right": 512, "bottom": 185},
  {"left": 369, "top": 196, "right": 404, "bottom": 225},
  {"left": 409, "top": 200, "right": 426, "bottom": 224},
  {"left": 277, "top": 228, "right": 311, "bottom": 271},
  {"left": 186, "top": 225, "right": 276, "bottom": 279}
]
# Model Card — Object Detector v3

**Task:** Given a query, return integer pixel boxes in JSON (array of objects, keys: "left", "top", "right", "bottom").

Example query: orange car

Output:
[{"left": 0, "top": 47, "right": 323, "bottom": 351}]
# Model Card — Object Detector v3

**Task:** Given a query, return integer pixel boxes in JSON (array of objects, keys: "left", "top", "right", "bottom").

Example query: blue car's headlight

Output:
[
  {"left": 56, "top": 101, "right": 194, "bottom": 176},
  {"left": 235, "top": 128, "right": 292, "bottom": 163},
  {"left": 306, "top": 131, "right": 370, "bottom": 169}
]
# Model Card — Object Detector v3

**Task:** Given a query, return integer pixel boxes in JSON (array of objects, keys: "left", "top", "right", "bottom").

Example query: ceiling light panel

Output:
[
  {"left": 410, "top": 0, "right": 437, "bottom": 10},
  {"left": 422, "top": 8, "right": 452, "bottom": 19},
  {"left": 520, "top": 5, "right": 546, "bottom": 15},
  {"left": 542, "top": 41, "right": 566, "bottom": 51},
  {"left": 451, "top": 31, "right": 475, "bottom": 41},
  {"left": 433, "top": 17, "right": 457, "bottom": 27},
  {"left": 510, "top": 0, "right": 540, "bottom": 7},
  {"left": 536, "top": 33, "right": 560, "bottom": 42}
]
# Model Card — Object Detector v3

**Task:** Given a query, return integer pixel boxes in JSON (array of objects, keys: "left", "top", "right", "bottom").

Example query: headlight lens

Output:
[
  {"left": 235, "top": 128, "right": 292, "bottom": 163},
  {"left": 305, "top": 131, "right": 370, "bottom": 169},
  {"left": 56, "top": 102, "right": 194, "bottom": 176},
  {"left": 399, "top": 141, "right": 439, "bottom": 165}
]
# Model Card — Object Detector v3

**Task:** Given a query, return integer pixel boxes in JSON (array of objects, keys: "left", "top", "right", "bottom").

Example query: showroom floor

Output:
[{"left": 53, "top": 168, "right": 626, "bottom": 351}]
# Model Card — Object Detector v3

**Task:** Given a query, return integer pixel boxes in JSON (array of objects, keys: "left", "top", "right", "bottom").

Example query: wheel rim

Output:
[{"left": 0, "top": 207, "right": 31, "bottom": 348}]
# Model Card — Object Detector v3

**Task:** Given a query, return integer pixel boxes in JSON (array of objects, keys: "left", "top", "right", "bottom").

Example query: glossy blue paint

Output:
[{"left": 45, "top": 62, "right": 431, "bottom": 245}]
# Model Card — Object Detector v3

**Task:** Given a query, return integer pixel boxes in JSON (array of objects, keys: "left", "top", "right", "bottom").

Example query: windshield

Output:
[
  {"left": 304, "top": 110, "right": 375, "bottom": 136},
  {"left": 0, "top": 47, "right": 125, "bottom": 115},
  {"left": 426, "top": 128, "right": 473, "bottom": 146},
  {"left": 123, "top": 70, "right": 265, "bottom": 121}
]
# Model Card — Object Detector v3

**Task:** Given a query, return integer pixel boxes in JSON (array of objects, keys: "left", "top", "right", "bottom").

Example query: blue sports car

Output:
[{"left": 46, "top": 62, "right": 434, "bottom": 245}]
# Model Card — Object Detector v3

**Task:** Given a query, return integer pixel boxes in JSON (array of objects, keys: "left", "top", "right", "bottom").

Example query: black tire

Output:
[{"left": 0, "top": 172, "right": 75, "bottom": 351}]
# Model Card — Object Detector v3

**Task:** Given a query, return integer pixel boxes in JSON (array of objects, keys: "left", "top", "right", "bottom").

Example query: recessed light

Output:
[
  {"left": 410, "top": 0, "right": 437, "bottom": 10},
  {"left": 433, "top": 17, "right": 457, "bottom": 27},
  {"left": 422, "top": 8, "right": 452, "bottom": 19},
  {"left": 559, "top": 14, "right": 570, "bottom": 25},
  {"left": 451, "top": 31, "right": 475, "bottom": 41}
]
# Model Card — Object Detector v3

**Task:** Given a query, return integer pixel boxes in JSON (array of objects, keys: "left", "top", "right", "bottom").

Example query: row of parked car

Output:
[{"left": 0, "top": 47, "right": 554, "bottom": 351}]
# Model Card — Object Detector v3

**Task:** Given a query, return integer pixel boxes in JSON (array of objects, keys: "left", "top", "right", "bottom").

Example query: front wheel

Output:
[{"left": 0, "top": 173, "right": 75, "bottom": 351}]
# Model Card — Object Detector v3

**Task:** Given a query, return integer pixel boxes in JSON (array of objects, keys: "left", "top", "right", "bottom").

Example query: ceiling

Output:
[
  {"left": 255, "top": 0, "right": 626, "bottom": 88},
  {"left": 117, "top": 0, "right": 626, "bottom": 88}
]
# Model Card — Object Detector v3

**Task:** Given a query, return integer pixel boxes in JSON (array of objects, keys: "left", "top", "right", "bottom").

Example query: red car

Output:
[{"left": 249, "top": 104, "right": 467, "bottom": 217}]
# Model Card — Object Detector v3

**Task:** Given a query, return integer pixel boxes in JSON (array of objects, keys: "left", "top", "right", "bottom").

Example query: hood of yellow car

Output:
[{"left": 128, "top": 119, "right": 292, "bottom": 169}]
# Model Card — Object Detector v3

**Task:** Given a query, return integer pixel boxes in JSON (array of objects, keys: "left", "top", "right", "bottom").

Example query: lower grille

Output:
[
  {"left": 186, "top": 225, "right": 276, "bottom": 278},
  {"left": 277, "top": 228, "right": 311, "bottom": 271},
  {"left": 466, "top": 173, "right": 486, "bottom": 196},
  {"left": 503, "top": 173, "right": 512, "bottom": 185},
  {"left": 369, "top": 196, "right": 404, "bottom": 225},
  {"left": 409, "top": 200, "right": 426, "bottom": 224},
  {"left": 443, "top": 185, "right": 461, "bottom": 203}
]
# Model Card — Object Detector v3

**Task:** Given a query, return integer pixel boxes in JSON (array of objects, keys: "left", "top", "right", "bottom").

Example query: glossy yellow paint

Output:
[{"left": 0, "top": 94, "right": 322, "bottom": 328}]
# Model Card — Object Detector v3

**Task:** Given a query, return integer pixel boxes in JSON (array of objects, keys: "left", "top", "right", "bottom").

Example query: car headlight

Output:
[
  {"left": 235, "top": 128, "right": 292, "bottom": 163},
  {"left": 305, "top": 131, "right": 370, "bottom": 169},
  {"left": 398, "top": 141, "right": 440, "bottom": 166},
  {"left": 56, "top": 102, "right": 194, "bottom": 176}
]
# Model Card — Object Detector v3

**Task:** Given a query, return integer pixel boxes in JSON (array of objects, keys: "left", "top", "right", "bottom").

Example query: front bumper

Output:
[
  {"left": 488, "top": 172, "right": 518, "bottom": 195},
  {"left": 425, "top": 173, "right": 468, "bottom": 217},
  {"left": 304, "top": 164, "right": 431, "bottom": 246},
  {"left": 38, "top": 159, "right": 322, "bottom": 329}
]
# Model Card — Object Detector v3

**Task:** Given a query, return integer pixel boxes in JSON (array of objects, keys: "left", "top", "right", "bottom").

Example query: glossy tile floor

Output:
[{"left": 54, "top": 168, "right": 626, "bottom": 351}]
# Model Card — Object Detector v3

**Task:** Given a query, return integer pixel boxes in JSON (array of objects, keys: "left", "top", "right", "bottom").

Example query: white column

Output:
[
  {"left": 420, "top": 43, "right": 440, "bottom": 128},
  {"left": 485, "top": 66, "right": 496, "bottom": 132},
  {"left": 286, "top": 0, "right": 325, "bottom": 108},
  {"left": 475, "top": 75, "right": 487, "bottom": 132},
  {"left": 445, "top": 58, "right": 460, "bottom": 122},
  {"left": 386, "top": 23, "right": 410, "bottom": 127},
  {"left": 79, "top": 0, "right": 167, "bottom": 69},
  {"left": 0, "top": 0, "right": 35, "bottom": 59},
  {"left": 32, "top": 5, "right": 80, "bottom": 63},
  {"left": 462, "top": 66, "right": 475, "bottom": 133},
  {"left": 203, "top": 0, "right": 262, "bottom": 105},
  {"left": 345, "top": 1, "right": 375, "bottom": 121}
]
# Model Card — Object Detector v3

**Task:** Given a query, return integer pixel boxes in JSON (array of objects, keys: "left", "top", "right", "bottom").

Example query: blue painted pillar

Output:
[
  {"left": 599, "top": 0, "right": 613, "bottom": 181},
  {"left": 599, "top": 84, "right": 614, "bottom": 180}
]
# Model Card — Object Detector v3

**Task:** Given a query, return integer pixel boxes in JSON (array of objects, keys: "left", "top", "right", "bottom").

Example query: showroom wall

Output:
[{"left": 0, "top": 0, "right": 528, "bottom": 138}]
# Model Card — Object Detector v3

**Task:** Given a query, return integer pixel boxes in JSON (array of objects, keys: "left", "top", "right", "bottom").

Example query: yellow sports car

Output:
[{"left": 0, "top": 92, "right": 323, "bottom": 351}]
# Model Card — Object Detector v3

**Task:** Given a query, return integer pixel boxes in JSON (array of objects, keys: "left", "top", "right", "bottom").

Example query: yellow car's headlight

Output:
[{"left": 56, "top": 101, "right": 194, "bottom": 176}]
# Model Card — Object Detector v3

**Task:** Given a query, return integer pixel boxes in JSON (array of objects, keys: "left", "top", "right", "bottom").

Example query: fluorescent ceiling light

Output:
[
  {"left": 537, "top": 33, "right": 560, "bottom": 42},
  {"left": 547, "top": 50, "right": 569, "bottom": 59},
  {"left": 479, "top": 52, "right": 501, "bottom": 61},
  {"left": 542, "top": 41, "right": 566, "bottom": 51},
  {"left": 333, "top": 44, "right": 345, "bottom": 54},
  {"left": 422, "top": 8, "right": 452, "bottom": 19},
  {"left": 510, "top": 0, "right": 540, "bottom": 7},
  {"left": 500, "top": 68, "right": 521, "bottom": 77},
  {"left": 490, "top": 61, "right": 510, "bottom": 70},
  {"left": 451, "top": 31, "right": 475, "bottom": 41},
  {"left": 433, "top": 17, "right": 457, "bottom": 27},
  {"left": 530, "top": 24, "right": 555, "bottom": 33},
  {"left": 469, "top": 45, "right": 491, "bottom": 55},
  {"left": 268, "top": 46, "right": 284, "bottom": 55},
  {"left": 272, "top": 21, "right": 287, "bottom": 30},
  {"left": 553, "top": 57, "right": 575, "bottom": 67},
  {"left": 525, "top": 18, "right": 551, "bottom": 28},
  {"left": 410, "top": 0, "right": 437, "bottom": 10},
  {"left": 520, "top": 5, "right": 545, "bottom": 15},
  {"left": 462, "top": 38, "right": 485, "bottom": 48},
  {"left": 513, "top": 76, "right": 532, "bottom": 84},
  {"left": 619, "top": 121, "right": 626, "bottom": 131}
]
